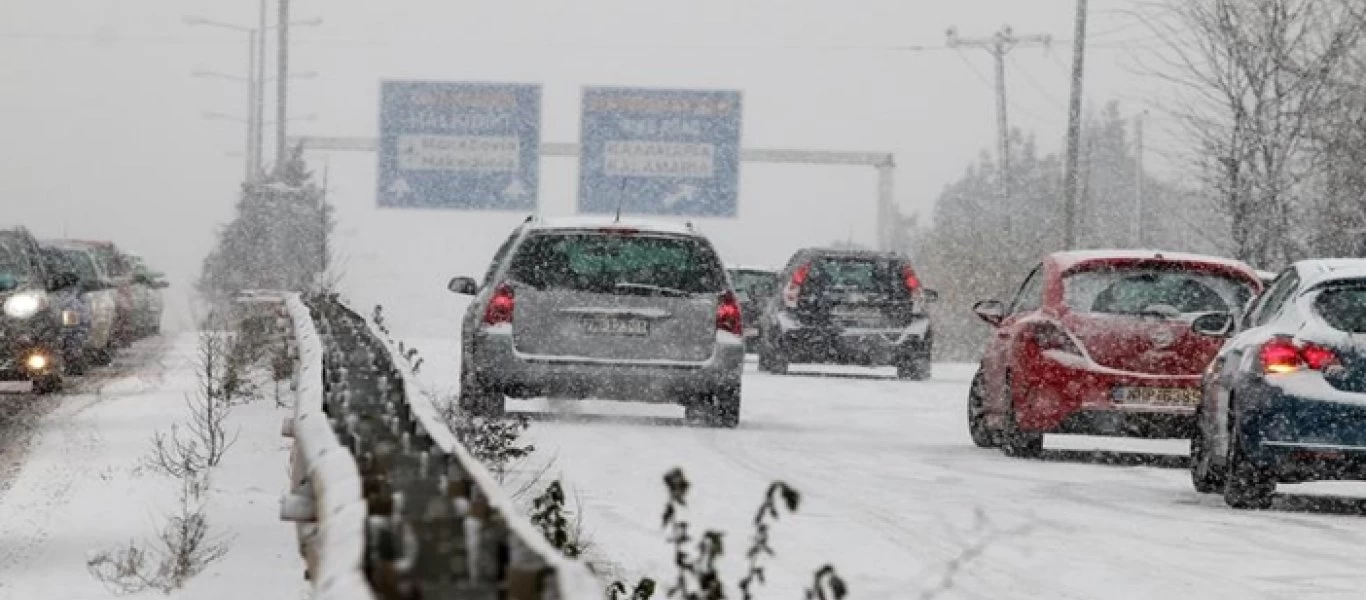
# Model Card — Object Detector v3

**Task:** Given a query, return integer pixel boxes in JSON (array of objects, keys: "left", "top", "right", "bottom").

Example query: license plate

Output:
[
  {"left": 832, "top": 307, "right": 885, "bottom": 322},
  {"left": 1112, "top": 386, "right": 1199, "bottom": 407},
  {"left": 581, "top": 317, "right": 649, "bottom": 336}
]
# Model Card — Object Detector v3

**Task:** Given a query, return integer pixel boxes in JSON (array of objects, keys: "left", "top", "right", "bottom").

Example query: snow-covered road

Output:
[{"left": 409, "top": 337, "right": 1366, "bottom": 600}]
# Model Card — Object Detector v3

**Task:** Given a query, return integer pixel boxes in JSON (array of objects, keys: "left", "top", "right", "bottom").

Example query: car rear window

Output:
[
  {"left": 1064, "top": 267, "right": 1255, "bottom": 316},
  {"left": 729, "top": 270, "right": 776, "bottom": 295},
  {"left": 1313, "top": 285, "right": 1366, "bottom": 333},
  {"left": 508, "top": 232, "right": 725, "bottom": 295},
  {"left": 806, "top": 257, "right": 906, "bottom": 296}
]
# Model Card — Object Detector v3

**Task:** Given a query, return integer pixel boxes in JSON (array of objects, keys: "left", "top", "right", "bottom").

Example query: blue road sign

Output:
[
  {"left": 578, "top": 87, "right": 742, "bottom": 217},
  {"left": 378, "top": 81, "right": 541, "bottom": 209}
]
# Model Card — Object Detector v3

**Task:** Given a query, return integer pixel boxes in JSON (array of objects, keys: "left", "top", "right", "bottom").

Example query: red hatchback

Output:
[{"left": 967, "top": 251, "right": 1263, "bottom": 457}]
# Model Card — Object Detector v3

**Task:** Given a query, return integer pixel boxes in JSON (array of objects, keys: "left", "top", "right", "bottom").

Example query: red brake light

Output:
[
  {"left": 717, "top": 291, "right": 743, "bottom": 335},
  {"left": 1259, "top": 337, "right": 1340, "bottom": 374},
  {"left": 483, "top": 283, "right": 515, "bottom": 326},
  {"left": 783, "top": 263, "right": 811, "bottom": 309},
  {"left": 902, "top": 265, "right": 921, "bottom": 292}
]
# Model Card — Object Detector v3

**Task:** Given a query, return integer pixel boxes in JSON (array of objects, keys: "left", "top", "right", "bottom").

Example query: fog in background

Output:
[{"left": 1, "top": 0, "right": 1176, "bottom": 337}]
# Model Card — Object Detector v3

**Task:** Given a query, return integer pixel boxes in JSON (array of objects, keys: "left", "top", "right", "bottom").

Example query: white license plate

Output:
[
  {"left": 1112, "top": 387, "right": 1199, "bottom": 407},
  {"left": 832, "top": 307, "right": 884, "bottom": 321},
  {"left": 581, "top": 317, "right": 649, "bottom": 336}
]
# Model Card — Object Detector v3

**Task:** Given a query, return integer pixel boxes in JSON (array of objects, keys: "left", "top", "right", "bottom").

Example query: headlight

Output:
[
  {"left": 3, "top": 292, "right": 43, "bottom": 319},
  {"left": 62, "top": 309, "right": 81, "bottom": 327}
]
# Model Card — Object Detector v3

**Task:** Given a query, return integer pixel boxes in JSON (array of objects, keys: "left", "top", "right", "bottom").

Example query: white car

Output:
[{"left": 43, "top": 243, "right": 119, "bottom": 366}]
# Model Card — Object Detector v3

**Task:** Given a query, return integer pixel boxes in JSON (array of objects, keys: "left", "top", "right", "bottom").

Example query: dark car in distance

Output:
[
  {"left": 756, "top": 248, "right": 937, "bottom": 379},
  {"left": 726, "top": 266, "right": 779, "bottom": 353},
  {"left": 0, "top": 227, "right": 90, "bottom": 393}
]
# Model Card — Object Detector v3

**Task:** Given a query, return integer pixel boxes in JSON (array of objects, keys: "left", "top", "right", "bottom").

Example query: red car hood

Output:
[{"left": 1061, "top": 311, "right": 1222, "bottom": 376}]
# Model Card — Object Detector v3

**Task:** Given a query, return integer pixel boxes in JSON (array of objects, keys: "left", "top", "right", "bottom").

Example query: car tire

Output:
[
  {"left": 32, "top": 372, "right": 63, "bottom": 395},
  {"left": 758, "top": 334, "right": 789, "bottom": 375},
  {"left": 1223, "top": 426, "right": 1274, "bottom": 509},
  {"left": 897, "top": 356, "right": 932, "bottom": 380},
  {"left": 459, "top": 368, "right": 505, "bottom": 419},
  {"left": 966, "top": 370, "right": 999, "bottom": 448},
  {"left": 687, "top": 385, "right": 741, "bottom": 428},
  {"left": 1190, "top": 408, "right": 1225, "bottom": 494},
  {"left": 1001, "top": 375, "right": 1043, "bottom": 458}
]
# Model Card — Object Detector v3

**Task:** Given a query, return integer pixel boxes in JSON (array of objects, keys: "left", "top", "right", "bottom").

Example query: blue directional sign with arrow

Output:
[
  {"left": 578, "top": 87, "right": 742, "bottom": 217},
  {"left": 377, "top": 81, "right": 541, "bottom": 210}
]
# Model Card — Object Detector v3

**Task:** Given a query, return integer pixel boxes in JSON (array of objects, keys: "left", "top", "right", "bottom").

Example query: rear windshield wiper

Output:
[{"left": 614, "top": 282, "right": 693, "bottom": 297}]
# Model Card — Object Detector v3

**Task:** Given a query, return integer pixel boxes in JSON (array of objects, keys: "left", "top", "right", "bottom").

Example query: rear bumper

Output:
[
  {"left": 1236, "top": 374, "right": 1366, "bottom": 481},
  {"left": 469, "top": 329, "right": 744, "bottom": 401},
  {"left": 1015, "top": 349, "right": 1201, "bottom": 435},
  {"left": 772, "top": 312, "right": 931, "bottom": 366}
]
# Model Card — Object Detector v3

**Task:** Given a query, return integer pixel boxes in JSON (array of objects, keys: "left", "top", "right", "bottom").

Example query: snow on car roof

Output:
[
  {"left": 727, "top": 265, "right": 779, "bottom": 274},
  {"left": 526, "top": 216, "right": 700, "bottom": 236},
  {"left": 1296, "top": 259, "right": 1366, "bottom": 289},
  {"left": 1051, "top": 249, "right": 1258, "bottom": 278}
]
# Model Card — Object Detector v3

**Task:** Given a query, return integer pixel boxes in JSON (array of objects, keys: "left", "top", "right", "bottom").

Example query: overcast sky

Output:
[{"left": 0, "top": 0, "right": 1182, "bottom": 332}]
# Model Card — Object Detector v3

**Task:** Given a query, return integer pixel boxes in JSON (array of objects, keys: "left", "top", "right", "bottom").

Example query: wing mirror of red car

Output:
[
  {"left": 448, "top": 276, "right": 479, "bottom": 295},
  {"left": 1191, "top": 312, "right": 1234, "bottom": 338},
  {"left": 972, "top": 299, "right": 1006, "bottom": 326}
]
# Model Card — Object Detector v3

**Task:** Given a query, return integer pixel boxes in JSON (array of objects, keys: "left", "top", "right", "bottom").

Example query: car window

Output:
[
  {"left": 507, "top": 232, "right": 725, "bottom": 295},
  {"left": 0, "top": 234, "right": 36, "bottom": 289},
  {"left": 729, "top": 270, "right": 776, "bottom": 296},
  {"left": 805, "top": 257, "right": 903, "bottom": 296},
  {"left": 1010, "top": 265, "right": 1045, "bottom": 314},
  {"left": 1249, "top": 271, "right": 1300, "bottom": 327},
  {"left": 482, "top": 230, "right": 522, "bottom": 286},
  {"left": 1312, "top": 283, "right": 1366, "bottom": 333},
  {"left": 1063, "top": 268, "right": 1255, "bottom": 316}
]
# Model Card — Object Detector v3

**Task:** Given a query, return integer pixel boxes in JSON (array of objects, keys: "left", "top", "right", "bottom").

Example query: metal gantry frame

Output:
[{"left": 291, "top": 136, "right": 899, "bottom": 251}]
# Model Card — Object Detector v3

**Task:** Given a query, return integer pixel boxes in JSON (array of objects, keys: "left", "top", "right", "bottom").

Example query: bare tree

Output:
[
  {"left": 1141, "top": 0, "right": 1366, "bottom": 267},
  {"left": 145, "top": 332, "right": 246, "bottom": 479}
]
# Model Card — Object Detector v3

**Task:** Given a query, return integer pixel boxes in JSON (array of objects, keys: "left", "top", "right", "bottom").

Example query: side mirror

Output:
[
  {"left": 921, "top": 289, "right": 940, "bottom": 303},
  {"left": 447, "top": 276, "right": 478, "bottom": 295},
  {"left": 972, "top": 299, "right": 1006, "bottom": 327},
  {"left": 1191, "top": 312, "right": 1234, "bottom": 338},
  {"left": 49, "top": 271, "right": 79, "bottom": 291}
]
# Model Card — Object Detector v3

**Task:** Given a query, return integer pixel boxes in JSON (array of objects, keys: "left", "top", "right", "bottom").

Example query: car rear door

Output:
[{"left": 504, "top": 230, "right": 723, "bottom": 363}]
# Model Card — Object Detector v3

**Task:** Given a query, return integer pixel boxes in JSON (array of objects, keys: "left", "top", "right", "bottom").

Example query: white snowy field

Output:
[
  {"left": 406, "top": 336, "right": 1366, "bottom": 600},
  {"left": 0, "top": 333, "right": 305, "bottom": 600}
]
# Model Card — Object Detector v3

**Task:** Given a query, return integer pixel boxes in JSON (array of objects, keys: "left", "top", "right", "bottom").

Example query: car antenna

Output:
[{"left": 614, "top": 177, "right": 626, "bottom": 223}]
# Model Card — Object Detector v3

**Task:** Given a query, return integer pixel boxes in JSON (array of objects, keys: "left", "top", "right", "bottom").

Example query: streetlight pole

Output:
[
  {"left": 276, "top": 0, "right": 291, "bottom": 173},
  {"left": 246, "top": 29, "right": 259, "bottom": 183},
  {"left": 257, "top": 0, "right": 268, "bottom": 176}
]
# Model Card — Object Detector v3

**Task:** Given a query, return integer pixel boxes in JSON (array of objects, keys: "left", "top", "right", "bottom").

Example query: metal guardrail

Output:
[{"left": 277, "top": 293, "right": 600, "bottom": 600}]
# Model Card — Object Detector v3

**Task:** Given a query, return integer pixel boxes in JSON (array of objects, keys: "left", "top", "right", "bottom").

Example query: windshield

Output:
[
  {"left": 0, "top": 234, "right": 35, "bottom": 290},
  {"left": 728, "top": 270, "right": 776, "bottom": 296},
  {"left": 508, "top": 232, "right": 725, "bottom": 295},
  {"left": 1064, "top": 267, "right": 1255, "bottom": 316},
  {"left": 48, "top": 248, "right": 100, "bottom": 284}
]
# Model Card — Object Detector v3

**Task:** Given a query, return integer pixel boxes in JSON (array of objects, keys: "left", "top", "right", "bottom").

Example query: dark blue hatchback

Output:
[{"left": 1191, "top": 259, "right": 1366, "bottom": 509}]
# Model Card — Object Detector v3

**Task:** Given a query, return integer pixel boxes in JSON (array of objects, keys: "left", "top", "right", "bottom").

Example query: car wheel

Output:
[
  {"left": 1001, "top": 375, "right": 1043, "bottom": 458},
  {"left": 687, "top": 385, "right": 741, "bottom": 428},
  {"left": 1190, "top": 408, "right": 1225, "bottom": 494},
  {"left": 459, "top": 369, "right": 505, "bottom": 419},
  {"left": 1223, "top": 425, "right": 1274, "bottom": 509},
  {"left": 32, "top": 372, "right": 63, "bottom": 395},
  {"left": 897, "top": 355, "right": 932, "bottom": 380},
  {"left": 966, "top": 370, "right": 999, "bottom": 448}
]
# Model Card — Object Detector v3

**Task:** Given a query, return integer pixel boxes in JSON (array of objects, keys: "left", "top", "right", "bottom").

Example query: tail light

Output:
[
  {"left": 1260, "top": 337, "right": 1339, "bottom": 374},
  {"left": 782, "top": 263, "right": 811, "bottom": 309},
  {"left": 902, "top": 265, "right": 921, "bottom": 293},
  {"left": 717, "top": 291, "right": 743, "bottom": 335},
  {"left": 1029, "top": 322, "right": 1083, "bottom": 356},
  {"left": 483, "top": 283, "right": 515, "bottom": 326}
]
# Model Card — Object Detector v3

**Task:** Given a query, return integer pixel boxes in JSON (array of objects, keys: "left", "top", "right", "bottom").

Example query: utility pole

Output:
[
  {"left": 946, "top": 25, "right": 1053, "bottom": 236},
  {"left": 1133, "top": 111, "right": 1146, "bottom": 248},
  {"left": 1062, "top": 0, "right": 1090, "bottom": 250},
  {"left": 256, "top": 0, "right": 268, "bottom": 177},
  {"left": 245, "top": 29, "right": 259, "bottom": 184},
  {"left": 276, "top": 0, "right": 290, "bottom": 173}
]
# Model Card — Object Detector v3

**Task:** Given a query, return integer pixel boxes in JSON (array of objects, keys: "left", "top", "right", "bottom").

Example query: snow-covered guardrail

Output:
[{"left": 278, "top": 293, "right": 599, "bottom": 600}]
